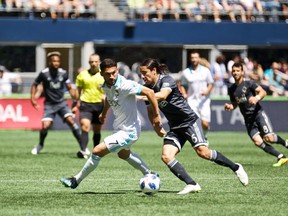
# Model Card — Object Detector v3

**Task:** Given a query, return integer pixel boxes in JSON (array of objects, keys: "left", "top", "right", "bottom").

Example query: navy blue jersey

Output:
[
  {"left": 145, "top": 74, "right": 198, "bottom": 129},
  {"left": 228, "top": 80, "right": 263, "bottom": 122},
  {"left": 34, "top": 67, "right": 70, "bottom": 104}
]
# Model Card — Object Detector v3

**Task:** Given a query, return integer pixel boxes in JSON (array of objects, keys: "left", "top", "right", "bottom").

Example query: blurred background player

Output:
[
  {"left": 72, "top": 53, "right": 105, "bottom": 159},
  {"left": 181, "top": 50, "right": 214, "bottom": 141},
  {"left": 224, "top": 62, "right": 288, "bottom": 167},
  {"left": 30, "top": 51, "right": 83, "bottom": 155}
]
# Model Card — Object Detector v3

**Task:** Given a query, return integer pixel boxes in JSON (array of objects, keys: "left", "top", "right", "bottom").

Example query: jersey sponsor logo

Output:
[
  {"left": 108, "top": 90, "right": 120, "bottom": 107},
  {"left": 50, "top": 81, "right": 61, "bottom": 89},
  {"left": 235, "top": 94, "right": 247, "bottom": 104},
  {"left": 159, "top": 100, "right": 168, "bottom": 108},
  {"left": 162, "top": 82, "right": 170, "bottom": 88}
]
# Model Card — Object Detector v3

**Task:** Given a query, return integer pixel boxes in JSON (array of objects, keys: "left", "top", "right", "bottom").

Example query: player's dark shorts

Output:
[
  {"left": 245, "top": 110, "right": 274, "bottom": 139},
  {"left": 43, "top": 100, "right": 73, "bottom": 121},
  {"left": 79, "top": 101, "right": 104, "bottom": 124},
  {"left": 163, "top": 118, "right": 208, "bottom": 151}
]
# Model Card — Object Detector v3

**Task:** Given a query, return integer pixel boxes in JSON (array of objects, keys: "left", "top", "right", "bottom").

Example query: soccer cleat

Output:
[
  {"left": 272, "top": 158, "right": 288, "bottom": 167},
  {"left": 31, "top": 145, "right": 43, "bottom": 155},
  {"left": 76, "top": 148, "right": 90, "bottom": 159},
  {"left": 60, "top": 177, "right": 78, "bottom": 189},
  {"left": 177, "top": 183, "right": 201, "bottom": 195},
  {"left": 147, "top": 170, "right": 159, "bottom": 177},
  {"left": 235, "top": 163, "right": 249, "bottom": 186}
]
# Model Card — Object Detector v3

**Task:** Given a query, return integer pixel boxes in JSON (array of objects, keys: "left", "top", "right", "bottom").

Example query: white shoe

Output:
[
  {"left": 177, "top": 183, "right": 201, "bottom": 195},
  {"left": 84, "top": 148, "right": 90, "bottom": 155},
  {"left": 31, "top": 145, "right": 43, "bottom": 155},
  {"left": 235, "top": 163, "right": 248, "bottom": 186}
]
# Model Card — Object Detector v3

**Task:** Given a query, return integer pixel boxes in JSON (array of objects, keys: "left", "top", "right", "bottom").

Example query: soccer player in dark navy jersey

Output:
[
  {"left": 225, "top": 62, "right": 288, "bottom": 167},
  {"left": 139, "top": 58, "right": 248, "bottom": 195},
  {"left": 30, "top": 51, "right": 83, "bottom": 156}
]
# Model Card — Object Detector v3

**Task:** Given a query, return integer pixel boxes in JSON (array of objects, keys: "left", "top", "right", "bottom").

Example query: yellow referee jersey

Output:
[{"left": 76, "top": 70, "right": 104, "bottom": 103}]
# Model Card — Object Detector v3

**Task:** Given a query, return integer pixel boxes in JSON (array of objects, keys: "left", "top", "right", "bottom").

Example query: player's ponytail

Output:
[{"left": 141, "top": 58, "right": 169, "bottom": 75}]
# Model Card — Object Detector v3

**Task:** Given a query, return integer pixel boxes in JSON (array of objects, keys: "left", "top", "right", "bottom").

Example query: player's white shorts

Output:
[
  {"left": 188, "top": 97, "right": 211, "bottom": 123},
  {"left": 104, "top": 128, "right": 140, "bottom": 153}
]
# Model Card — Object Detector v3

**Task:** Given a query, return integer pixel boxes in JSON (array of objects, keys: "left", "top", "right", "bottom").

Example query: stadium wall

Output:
[
  {"left": 0, "top": 19, "right": 288, "bottom": 45},
  {"left": 0, "top": 99, "right": 287, "bottom": 132}
]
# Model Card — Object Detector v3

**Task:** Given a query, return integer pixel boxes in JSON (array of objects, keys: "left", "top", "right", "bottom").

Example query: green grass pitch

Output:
[{"left": 0, "top": 130, "right": 288, "bottom": 216}]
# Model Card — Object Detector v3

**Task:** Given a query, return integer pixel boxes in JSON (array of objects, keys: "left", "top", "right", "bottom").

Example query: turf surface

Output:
[{"left": 1, "top": 130, "right": 288, "bottom": 216}]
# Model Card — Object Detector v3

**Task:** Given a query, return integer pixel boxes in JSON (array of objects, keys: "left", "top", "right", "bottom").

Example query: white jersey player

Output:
[
  {"left": 61, "top": 58, "right": 164, "bottom": 190},
  {"left": 181, "top": 51, "right": 214, "bottom": 139}
]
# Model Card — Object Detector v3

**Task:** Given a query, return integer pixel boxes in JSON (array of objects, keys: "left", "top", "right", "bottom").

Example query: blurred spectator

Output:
[
  {"left": 247, "top": 58, "right": 270, "bottom": 93},
  {"left": 143, "top": 0, "right": 164, "bottom": 21},
  {"left": 222, "top": 0, "right": 247, "bottom": 22},
  {"left": 41, "top": 0, "right": 61, "bottom": 19},
  {"left": 211, "top": 0, "right": 224, "bottom": 22},
  {"left": 59, "top": 0, "right": 73, "bottom": 19},
  {"left": 263, "top": 61, "right": 287, "bottom": 96},
  {"left": 282, "top": 1, "right": 288, "bottom": 22},
  {"left": 127, "top": 0, "right": 145, "bottom": 19},
  {"left": 178, "top": 0, "right": 202, "bottom": 21},
  {"left": 211, "top": 54, "right": 228, "bottom": 96},
  {"left": 162, "top": 0, "right": 181, "bottom": 20},
  {"left": 72, "top": 0, "right": 96, "bottom": 18},
  {"left": 0, "top": 66, "right": 22, "bottom": 97},
  {"left": 261, "top": 0, "right": 281, "bottom": 22},
  {"left": 240, "top": 0, "right": 263, "bottom": 22}
]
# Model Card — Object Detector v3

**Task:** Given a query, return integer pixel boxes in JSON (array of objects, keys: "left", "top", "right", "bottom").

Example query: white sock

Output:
[
  {"left": 126, "top": 152, "right": 150, "bottom": 175},
  {"left": 74, "top": 154, "right": 101, "bottom": 183}
]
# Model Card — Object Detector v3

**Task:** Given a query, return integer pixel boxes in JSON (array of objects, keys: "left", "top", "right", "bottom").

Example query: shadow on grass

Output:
[{"left": 77, "top": 190, "right": 178, "bottom": 195}]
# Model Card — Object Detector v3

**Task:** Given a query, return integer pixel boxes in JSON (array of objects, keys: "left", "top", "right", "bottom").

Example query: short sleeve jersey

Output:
[
  {"left": 34, "top": 67, "right": 69, "bottom": 104},
  {"left": 76, "top": 70, "right": 105, "bottom": 103},
  {"left": 102, "top": 74, "right": 142, "bottom": 131},
  {"left": 181, "top": 64, "right": 214, "bottom": 100},
  {"left": 228, "top": 80, "right": 263, "bottom": 121},
  {"left": 145, "top": 74, "right": 198, "bottom": 129}
]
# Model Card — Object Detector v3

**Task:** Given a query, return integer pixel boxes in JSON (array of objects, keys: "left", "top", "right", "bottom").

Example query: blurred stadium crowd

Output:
[
  {"left": 1, "top": 53, "right": 288, "bottom": 97},
  {"left": 117, "top": 55, "right": 288, "bottom": 97},
  {"left": 0, "top": 0, "right": 288, "bottom": 22}
]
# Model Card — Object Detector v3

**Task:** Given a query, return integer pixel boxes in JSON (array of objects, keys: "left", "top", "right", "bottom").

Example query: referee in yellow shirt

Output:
[{"left": 72, "top": 53, "right": 105, "bottom": 159}]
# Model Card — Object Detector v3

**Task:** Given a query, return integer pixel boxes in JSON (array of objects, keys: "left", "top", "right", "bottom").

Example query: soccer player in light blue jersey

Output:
[{"left": 61, "top": 58, "right": 164, "bottom": 189}]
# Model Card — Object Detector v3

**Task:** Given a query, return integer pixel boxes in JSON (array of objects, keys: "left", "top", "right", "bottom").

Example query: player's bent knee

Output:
[
  {"left": 161, "top": 154, "right": 172, "bottom": 164},
  {"left": 263, "top": 136, "right": 273, "bottom": 143}
]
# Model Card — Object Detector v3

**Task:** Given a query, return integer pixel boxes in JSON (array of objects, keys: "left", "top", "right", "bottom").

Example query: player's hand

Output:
[
  {"left": 224, "top": 103, "right": 233, "bottom": 111},
  {"left": 154, "top": 123, "right": 167, "bottom": 138},
  {"left": 248, "top": 96, "right": 258, "bottom": 106},
  {"left": 99, "top": 113, "right": 106, "bottom": 124},
  {"left": 31, "top": 100, "right": 40, "bottom": 111},
  {"left": 71, "top": 106, "right": 77, "bottom": 114}
]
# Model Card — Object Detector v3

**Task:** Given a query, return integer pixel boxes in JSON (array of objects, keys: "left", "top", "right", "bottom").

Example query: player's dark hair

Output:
[
  {"left": 141, "top": 58, "right": 168, "bottom": 74},
  {"left": 232, "top": 62, "right": 243, "bottom": 71},
  {"left": 100, "top": 58, "right": 117, "bottom": 72}
]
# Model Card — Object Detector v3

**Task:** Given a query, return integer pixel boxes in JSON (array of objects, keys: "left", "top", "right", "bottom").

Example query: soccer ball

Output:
[{"left": 139, "top": 174, "right": 160, "bottom": 195}]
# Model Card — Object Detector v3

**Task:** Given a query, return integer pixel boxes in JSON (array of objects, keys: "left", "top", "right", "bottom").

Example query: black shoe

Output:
[
  {"left": 76, "top": 150, "right": 89, "bottom": 159},
  {"left": 60, "top": 177, "right": 78, "bottom": 189}
]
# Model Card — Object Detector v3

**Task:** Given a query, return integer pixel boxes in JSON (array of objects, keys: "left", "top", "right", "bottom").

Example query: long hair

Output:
[{"left": 141, "top": 58, "right": 168, "bottom": 74}]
